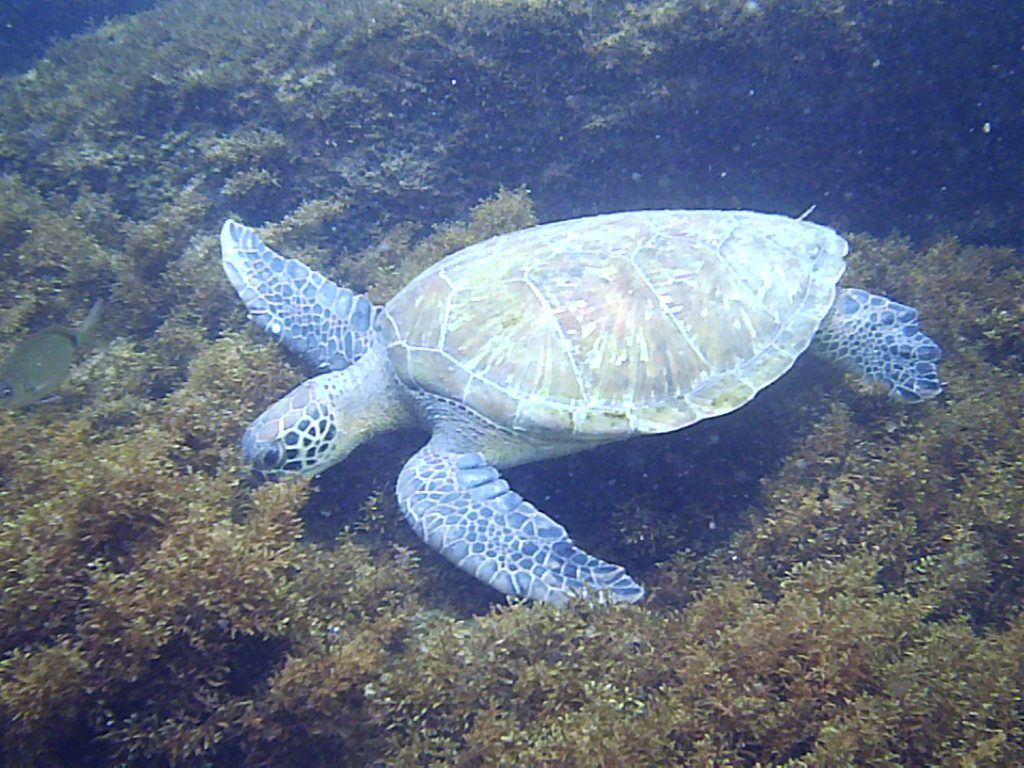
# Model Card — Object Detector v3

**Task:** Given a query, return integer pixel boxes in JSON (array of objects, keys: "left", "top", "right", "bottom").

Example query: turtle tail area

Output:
[
  {"left": 397, "top": 444, "right": 645, "bottom": 606},
  {"left": 814, "top": 288, "right": 943, "bottom": 403}
]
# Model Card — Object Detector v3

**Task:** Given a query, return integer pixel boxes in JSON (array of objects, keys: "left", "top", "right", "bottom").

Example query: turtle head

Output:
[
  {"left": 242, "top": 377, "right": 347, "bottom": 480},
  {"left": 241, "top": 352, "right": 411, "bottom": 480}
]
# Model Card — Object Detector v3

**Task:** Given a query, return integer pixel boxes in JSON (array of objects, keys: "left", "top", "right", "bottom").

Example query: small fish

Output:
[{"left": 0, "top": 299, "right": 104, "bottom": 409}]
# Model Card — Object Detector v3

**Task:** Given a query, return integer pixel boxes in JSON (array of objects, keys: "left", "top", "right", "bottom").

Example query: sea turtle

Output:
[{"left": 220, "top": 210, "right": 942, "bottom": 606}]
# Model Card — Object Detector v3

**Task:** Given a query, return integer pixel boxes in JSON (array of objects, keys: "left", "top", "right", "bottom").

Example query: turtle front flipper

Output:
[
  {"left": 397, "top": 445, "right": 644, "bottom": 606},
  {"left": 220, "top": 220, "right": 377, "bottom": 371},
  {"left": 814, "top": 288, "right": 943, "bottom": 403}
]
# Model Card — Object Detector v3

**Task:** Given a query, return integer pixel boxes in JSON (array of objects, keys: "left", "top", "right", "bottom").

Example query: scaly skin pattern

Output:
[
  {"left": 221, "top": 219, "right": 377, "bottom": 372},
  {"left": 813, "top": 288, "right": 943, "bottom": 402},
  {"left": 397, "top": 446, "right": 644, "bottom": 605}
]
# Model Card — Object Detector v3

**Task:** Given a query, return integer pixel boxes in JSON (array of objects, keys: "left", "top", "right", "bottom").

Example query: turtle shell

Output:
[{"left": 378, "top": 210, "right": 847, "bottom": 436}]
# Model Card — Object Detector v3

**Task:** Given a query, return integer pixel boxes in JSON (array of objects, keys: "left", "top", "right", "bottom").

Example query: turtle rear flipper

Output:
[
  {"left": 397, "top": 446, "right": 645, "bottom": 606},
  {"left": 815, "top": 288, "right": 943, "bottom": 403},
  {"left": 220, "top": 220, "right": 377, "bottom": 371}
]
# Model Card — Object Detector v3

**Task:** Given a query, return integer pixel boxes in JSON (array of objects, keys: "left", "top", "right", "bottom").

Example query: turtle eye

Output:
[{"left": 258, "top": 445, "right": 282, "bottom": 469}]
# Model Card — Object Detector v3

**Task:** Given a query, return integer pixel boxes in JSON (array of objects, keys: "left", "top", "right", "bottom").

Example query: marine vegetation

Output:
[{"left": 0, "top": 0, "right": 1021, "bottom": 765}]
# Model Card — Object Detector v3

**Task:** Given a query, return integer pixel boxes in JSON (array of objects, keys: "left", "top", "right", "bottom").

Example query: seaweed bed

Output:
[{"left": 0, "top": 1, "right": 1021, "bottom": 765}]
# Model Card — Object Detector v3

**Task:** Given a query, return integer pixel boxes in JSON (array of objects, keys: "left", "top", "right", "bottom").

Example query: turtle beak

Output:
[{"left": 247, "top": 467, "right": 276, "bottom": 484}]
